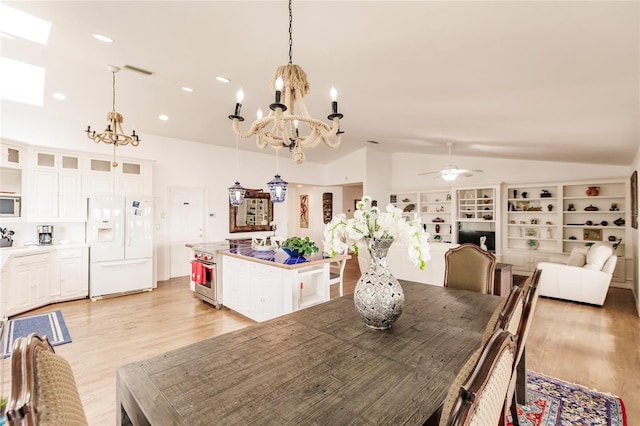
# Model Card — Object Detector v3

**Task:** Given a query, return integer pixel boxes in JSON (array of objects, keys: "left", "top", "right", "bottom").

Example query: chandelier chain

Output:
[
  {"left": 112, "top": 71, "right": 116, "bottom": 112},
  {"left": 288, "top": 0, "right": 293, "bottom": 65}
]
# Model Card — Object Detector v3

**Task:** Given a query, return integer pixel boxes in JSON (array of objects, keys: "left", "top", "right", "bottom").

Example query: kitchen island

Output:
[{"left": 220, "top": 247, "right": 349, "bottom": 322}]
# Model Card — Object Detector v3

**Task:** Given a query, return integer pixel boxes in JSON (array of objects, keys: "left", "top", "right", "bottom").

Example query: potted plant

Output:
[{"left": 281, "top": 236, "right": 319, "bottom": 257}]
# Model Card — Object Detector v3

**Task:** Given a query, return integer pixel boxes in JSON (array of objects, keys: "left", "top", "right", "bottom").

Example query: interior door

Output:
[{"left": 169, "top": 187, "right": 205, "bottom": 278}]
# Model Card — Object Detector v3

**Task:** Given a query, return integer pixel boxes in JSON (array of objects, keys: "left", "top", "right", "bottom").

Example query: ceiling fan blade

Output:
[{"left": 418, "top": 171, "right": 441, "bottom": 176}]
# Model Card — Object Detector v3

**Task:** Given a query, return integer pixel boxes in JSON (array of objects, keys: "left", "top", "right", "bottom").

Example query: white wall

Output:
[
  {"left": 365, "top": 148, "right": 392, "bottom": 206},
  {"left": 286, "top": 185, "right": 344, "bottom": 251}
]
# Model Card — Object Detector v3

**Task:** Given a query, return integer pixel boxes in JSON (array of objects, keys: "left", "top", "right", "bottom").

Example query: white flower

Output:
[{"left": 323, "top": 196, "right": 431, "bottom": 269}]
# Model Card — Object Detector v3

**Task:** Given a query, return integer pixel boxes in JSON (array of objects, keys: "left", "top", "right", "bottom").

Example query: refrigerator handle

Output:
[{"left": 126, "top": 213, "right": 131, "bottom": 247}]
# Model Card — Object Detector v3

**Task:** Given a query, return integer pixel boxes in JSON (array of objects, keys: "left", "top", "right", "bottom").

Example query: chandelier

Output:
[
  {"left": 85, "top": 65, "right": 140, "bottom": 167},
  {"left": 228, "top": 0, "right": 344, "bottom": 165}
]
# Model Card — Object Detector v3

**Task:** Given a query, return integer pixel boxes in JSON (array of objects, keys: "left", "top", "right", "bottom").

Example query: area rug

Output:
[
  {"left": 507, "top": 371, "right": 627, "bottom": 426},
  {"left": 3, "top": 310, "right": 72, "bottom": 358}
]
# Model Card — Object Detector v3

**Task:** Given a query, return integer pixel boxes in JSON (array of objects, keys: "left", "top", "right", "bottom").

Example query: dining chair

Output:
[
  {"left": 502, "top": 268, "right": 543, "bottom": 426},
  {"left": 6, "top": 333, "right": 88, "bottom": 426},
  {"left": 443, "top": 243, "right": 496, "bottom": 294},
  {"left": 442, "top": 329, "right": 517, "bottom": 426},
  {"left": 328, "top": 256, "right": 348, "bottom": 297}
]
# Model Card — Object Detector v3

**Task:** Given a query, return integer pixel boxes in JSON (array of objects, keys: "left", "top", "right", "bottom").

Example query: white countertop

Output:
[{"left": 1, "top": 242, "right": 89, "bottom": 269}]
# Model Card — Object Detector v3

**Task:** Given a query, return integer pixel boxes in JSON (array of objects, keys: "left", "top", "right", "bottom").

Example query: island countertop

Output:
[{"left": 220, "top": 246, "right": 349, "bottom": 270}]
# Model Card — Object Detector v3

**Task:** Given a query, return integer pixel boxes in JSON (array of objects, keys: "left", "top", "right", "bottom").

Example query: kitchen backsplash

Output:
[{"left": 0, "top": 222, "right": 86, "bottom": 247}]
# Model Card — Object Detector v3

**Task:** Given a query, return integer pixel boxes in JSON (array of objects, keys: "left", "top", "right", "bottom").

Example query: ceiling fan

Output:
[{"left": 418, "top": 142, "right": 483, "bottom": 181}]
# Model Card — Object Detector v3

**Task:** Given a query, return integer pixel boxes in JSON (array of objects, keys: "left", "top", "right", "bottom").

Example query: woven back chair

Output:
[
  {"left": 442, "top": 329, "right": 516, "bottom": 426},
  {"left": 6, "top": 333, "right": 88, "bottom": 426},
  {"left": 444, "top": 244, "right": 496, "bottom": 294}
]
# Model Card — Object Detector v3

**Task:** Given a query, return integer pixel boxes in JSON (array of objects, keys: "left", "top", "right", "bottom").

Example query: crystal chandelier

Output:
[
  {"left": 228, "top": 0, "right": 344, "bottom": 165},
  {"left": 85, "top": 65, "right": 140, "bottom": 167}
]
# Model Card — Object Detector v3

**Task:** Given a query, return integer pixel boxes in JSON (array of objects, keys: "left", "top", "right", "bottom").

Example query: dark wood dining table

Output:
[{"left": 116, "top": 281, "right": 503, "bottom": 425}]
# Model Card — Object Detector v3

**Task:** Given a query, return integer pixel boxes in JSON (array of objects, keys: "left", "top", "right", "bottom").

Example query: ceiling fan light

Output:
[{"left": 441, "top": 170, "right": 458, "bottom": 181}]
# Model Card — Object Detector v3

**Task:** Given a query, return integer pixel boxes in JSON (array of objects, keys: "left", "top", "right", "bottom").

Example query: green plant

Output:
[{"left": 282, "top": 236, "right": 319, "bottom": 256}]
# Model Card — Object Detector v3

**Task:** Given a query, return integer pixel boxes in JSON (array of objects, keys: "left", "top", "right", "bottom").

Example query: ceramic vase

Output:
[{"left": 354, "top": 238, "right": 404, "bottom": 330}]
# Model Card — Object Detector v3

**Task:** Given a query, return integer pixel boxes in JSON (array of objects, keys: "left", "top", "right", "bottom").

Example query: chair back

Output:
[
  {"left": 444, "top": 329, "right": 516, "bottom": 426},
  {"left": 515, "top": 268, "right": 542, "bottom": 366},
  {"left": 328, "top": 256, "right": 348, "bottom": 297},
  {"left": 444, "top": 244, "right": 496, "bottom": 294},
  {"left": 498, "top": 286, "right": 525, "bottom": 337},
  {"left": 7, "top": 333, "right": 88, "bottom": 426}
]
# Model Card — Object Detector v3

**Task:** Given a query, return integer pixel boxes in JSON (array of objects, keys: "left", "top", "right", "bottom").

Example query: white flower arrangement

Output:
[{"left": 323, "top": 196, "right": 431, "bottom": 270}]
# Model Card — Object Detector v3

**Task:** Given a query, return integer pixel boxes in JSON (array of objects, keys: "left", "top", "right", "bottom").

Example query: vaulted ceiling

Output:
[{"left": 1, "top": 1, "right": 638, "bottom": 165}]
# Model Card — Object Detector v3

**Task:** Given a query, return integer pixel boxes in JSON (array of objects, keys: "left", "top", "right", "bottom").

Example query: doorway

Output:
[{"left": 169, "top": 187, "right": 205, "bottom": 278}]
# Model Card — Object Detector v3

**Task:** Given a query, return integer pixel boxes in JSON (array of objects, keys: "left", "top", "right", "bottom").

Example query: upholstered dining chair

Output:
[
  {"left": 441, "top": 329, "right": 517, "bottom": 426},
  {"left": 444, "top": 243, "right": 496, "bottom": 294},
  {"left": 6, "top": 333, "right": 88, "bottom": 426}
]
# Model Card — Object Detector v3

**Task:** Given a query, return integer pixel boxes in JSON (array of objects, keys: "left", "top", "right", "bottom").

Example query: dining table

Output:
[{"left": 116, "top": 281, "right": 503, "bottom": 425}]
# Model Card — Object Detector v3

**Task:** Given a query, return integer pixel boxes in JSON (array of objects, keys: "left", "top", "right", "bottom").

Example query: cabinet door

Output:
[
  {"left": 59, "top": 172, "right": 83, "bottom": 219},
  {"left": 1, "top": 144, "right": 23, "bottom": 167},
  {"left": 117, "top": 175, "right": 143, "bottom": 196},
  {"left": 503, "top": 251, "right": 531, "bottom": 273},
  {"left": 33, "top": 170, "right": 59, "bottom": 217},
  {"left": 11, "top": 266, "right": 32, "bottom": 314},
  {"left": 60, "top": 258, "right": 83, "bottom": 296},
  {"left": 257, "top": 269, "right": 284, "bottom": 322},
  {"left": 84, "top": 173, "right": 113, "bottom": 196},
  {"left": 31, "top": 263, "right": 50, "bottom": 306}
]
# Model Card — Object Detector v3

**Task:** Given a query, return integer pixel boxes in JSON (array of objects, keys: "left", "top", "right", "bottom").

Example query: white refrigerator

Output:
[{"left": 86, "top": 195, "right": 154, "bottom": 298}]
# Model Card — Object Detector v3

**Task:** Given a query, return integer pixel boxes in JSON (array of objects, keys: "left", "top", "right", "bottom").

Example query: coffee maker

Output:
[{"left": 37, "top": 225, "right": 53, "bottom": 245}]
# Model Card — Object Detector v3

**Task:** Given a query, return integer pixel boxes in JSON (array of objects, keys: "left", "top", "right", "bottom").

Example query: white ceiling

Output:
[{"left": 1, "top": 1, "right": 638, "bottom": 166}]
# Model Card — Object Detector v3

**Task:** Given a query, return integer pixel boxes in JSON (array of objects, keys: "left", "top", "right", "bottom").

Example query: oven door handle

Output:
[{"left": 201, "top": 263, "right": 216, "bottom": 270}]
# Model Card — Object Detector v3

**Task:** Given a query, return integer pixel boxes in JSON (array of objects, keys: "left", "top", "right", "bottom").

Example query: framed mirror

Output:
[{"left": 229, "top": 189, "right": 274, "bottom": 233}]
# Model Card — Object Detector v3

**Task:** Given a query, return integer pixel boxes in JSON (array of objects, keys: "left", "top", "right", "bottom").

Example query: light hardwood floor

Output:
[{"left": 2, "top": 257, "right": 638, "bottom": 424}]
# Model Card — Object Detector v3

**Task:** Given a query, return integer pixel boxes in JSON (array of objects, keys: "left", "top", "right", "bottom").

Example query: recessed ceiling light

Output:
[
  {"left": 52, "top": 93, "right": 66, "bottom": 100},
  {"left": 159, "top": 115, "right": 169, "bottom": 121},
  {"left": 92, "top": 33, "right": 113, "bottom": 43},
  {"left": 181, "top": 87, "right": 193, "bottom": 92},
  {"left": 216, "top": 76, "right": 230, "bottom": 83}
]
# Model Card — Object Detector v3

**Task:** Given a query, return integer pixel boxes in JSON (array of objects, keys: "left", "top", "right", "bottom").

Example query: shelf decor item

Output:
[
  {"left": 584, "top": 205, "right": 599, "bottom": 211},
  {"left": 323, "top": 196, "right": 430, "bottom": 330},
  {"left": 583, "top": 228, "right": 603, "bottom": 241},
  {"left": 586, "top": 186, "right": 600, "bottom": 196}
]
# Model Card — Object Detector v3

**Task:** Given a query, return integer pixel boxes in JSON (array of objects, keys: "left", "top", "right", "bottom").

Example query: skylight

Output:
[
  {"left": 0, "top": 4, "right": 51, "bottom": 45},
  {"left": 0, "top": 57, "right": 46, "bottom": 106}
]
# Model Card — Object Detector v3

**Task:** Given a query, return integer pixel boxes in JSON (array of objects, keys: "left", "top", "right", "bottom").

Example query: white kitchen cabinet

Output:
[
  {"left": 222, "top": 254, "right": 332, "bottom": 322},
  {"left": 29, "top": 149, "right": 84, "bottom": 221},
  {"left": 54, "top": 247, "right": 89, "bottom": 299},
  {"left": 4, "top": 251, "right": 52, "bottom": 317},
  {"left": 1, "top": 142, "right": 24, "bottom": 168},
  {"left": 84, "top": 156, "right": 151, "bottom": 197}
]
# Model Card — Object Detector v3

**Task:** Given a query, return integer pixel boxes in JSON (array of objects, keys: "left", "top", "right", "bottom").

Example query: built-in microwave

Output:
[{"left": 0, "top": 195, "right": 21, "bottom": 217}]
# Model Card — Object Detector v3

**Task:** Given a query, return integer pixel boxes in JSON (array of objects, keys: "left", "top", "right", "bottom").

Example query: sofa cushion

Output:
[
  {"left": 565, "top": 247, "right": 588, "bottom": 267},
  {"left": 584, "top": 242, "right": 614, "bottom": 271}
]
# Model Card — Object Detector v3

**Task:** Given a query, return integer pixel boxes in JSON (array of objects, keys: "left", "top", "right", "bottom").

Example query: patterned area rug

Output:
[
  {"left": 2, "top": 310, "right": 72, "bottom": 358},
  {"left": 508, "top": 371, "right": 627, "bottom": 426}
]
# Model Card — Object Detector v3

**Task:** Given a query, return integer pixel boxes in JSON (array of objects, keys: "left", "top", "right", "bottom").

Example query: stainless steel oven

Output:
[{"left": 190, "top": 245, "right": 226, "bottom": 309}]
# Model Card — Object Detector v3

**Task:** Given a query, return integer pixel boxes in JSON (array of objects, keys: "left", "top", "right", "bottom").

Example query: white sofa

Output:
[
  {"left": 357, "top": 242, "right": 459, "bottom": 286},
  {"left": 537, "top": 242, "right": 617, "bottom": 306}
]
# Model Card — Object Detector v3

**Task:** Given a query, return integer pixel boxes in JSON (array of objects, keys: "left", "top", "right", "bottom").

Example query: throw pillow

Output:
[
  {"left": 565, "top": 247, "right": 588, "bottom": 267},
  {"left": 584, "top": 242, "right": 614, "bottom": 271}
]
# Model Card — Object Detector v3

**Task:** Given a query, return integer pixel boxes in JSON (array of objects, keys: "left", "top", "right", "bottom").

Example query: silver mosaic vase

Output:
[{"left": 354, "top": 238, "right": 404, "bottom": 330}]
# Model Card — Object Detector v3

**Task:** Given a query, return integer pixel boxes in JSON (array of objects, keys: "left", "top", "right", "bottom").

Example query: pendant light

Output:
[
  {"left": 228, "top": 134, "right": 246, "bottom": 206},
  {"left": 267, "top": 147, "right": 288, "bottom": 203}
]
